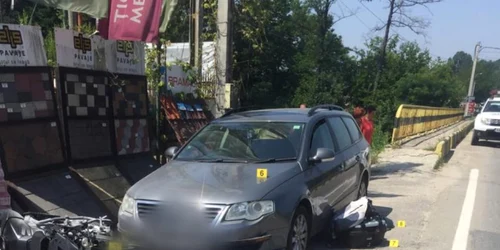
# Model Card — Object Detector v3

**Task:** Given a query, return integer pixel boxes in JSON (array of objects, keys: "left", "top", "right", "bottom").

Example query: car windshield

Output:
[
  {"left": 483, "top": 101, "right": 500, "bottom": 112},
  {"left": 175, "top": 122, "right": 305, "bottom": 162}
]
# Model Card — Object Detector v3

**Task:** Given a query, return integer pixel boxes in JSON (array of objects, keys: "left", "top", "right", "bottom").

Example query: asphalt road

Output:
[
  {"left": 420, "top": 133, "right": 500, "bottom": 250},
  {"left": 311, "top": 131, "right": 500, "bottom": 250}
]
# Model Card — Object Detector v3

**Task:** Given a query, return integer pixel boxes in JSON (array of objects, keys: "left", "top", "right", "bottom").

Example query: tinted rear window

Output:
[
  {"left": 327, "top": 117, "right": 352, "bottom": 151},
  {"left": 342, "top": 117, "right": 361, "bottom": 142}
]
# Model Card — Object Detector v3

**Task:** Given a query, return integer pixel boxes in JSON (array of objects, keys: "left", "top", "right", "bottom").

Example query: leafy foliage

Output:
[{"left": 4, "top": 0, "right": 500, "bottom": 144}]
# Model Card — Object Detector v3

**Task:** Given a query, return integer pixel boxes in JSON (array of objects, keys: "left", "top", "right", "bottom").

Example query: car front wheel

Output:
[{"left": 286, "top": 206, "right": 310, "bottom": 250}]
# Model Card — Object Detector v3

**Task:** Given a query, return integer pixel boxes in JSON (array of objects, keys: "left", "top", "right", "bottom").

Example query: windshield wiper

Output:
[
  {"left": 254, "top": 157, "right": 297, "bottom": 163},
  {"left": 195, "top": 158, "right": 251, "bottom": 163}
]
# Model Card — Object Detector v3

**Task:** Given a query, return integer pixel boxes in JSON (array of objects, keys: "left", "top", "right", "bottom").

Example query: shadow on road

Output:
[
  {"left": 475, "top": 140, "right": 500, "bottom": 148},
  {"left": 368, "top": 191, "right": 403, "bottom": 199},
  {"left": 371, "top": 162, "right": 423, "bottom": 177}
]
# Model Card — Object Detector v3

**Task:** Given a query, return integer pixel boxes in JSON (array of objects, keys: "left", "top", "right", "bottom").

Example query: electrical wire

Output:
[{"left": 338, "top": 0, "right": 372, "bottom": 30}]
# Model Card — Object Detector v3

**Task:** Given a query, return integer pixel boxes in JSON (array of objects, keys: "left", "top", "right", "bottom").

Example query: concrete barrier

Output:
[
  {"left": 392, "top": 104, "right": 463, "bottom": 144},
  {"left": 434, "top": 121, "right": 474, "bottom": 167}
]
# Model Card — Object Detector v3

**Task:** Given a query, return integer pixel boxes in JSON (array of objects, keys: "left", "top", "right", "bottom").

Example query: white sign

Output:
[
  {"left": 164, "top": 42, "right": 216, "bottom": 79},
  {"left": 166, "top": 65, "right": 196, "bottom": 95},
  {"left": 0, "top": 24, "right": 47, "bottom": 67},
  {"left": 105, "top": 40, "right": 145, "bottom": 75},
  {"left": 54, "top": 28, "right": 106, "bottom": 71}
]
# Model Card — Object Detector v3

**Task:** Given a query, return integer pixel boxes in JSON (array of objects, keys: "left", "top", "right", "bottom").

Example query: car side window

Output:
[
  {"left": 327, "top": 117, "right": 353, "bottom": 151},
  {"left": 309, "top": 120, "right": 335, "bottom": 156},
  {"left": 341, "top": 116, "right": 361, "bottom": 142}
]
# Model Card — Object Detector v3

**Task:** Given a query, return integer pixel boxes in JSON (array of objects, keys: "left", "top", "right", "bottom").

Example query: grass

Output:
[{"left": 370, "top": 125, "right": 389, "bottom": 164}]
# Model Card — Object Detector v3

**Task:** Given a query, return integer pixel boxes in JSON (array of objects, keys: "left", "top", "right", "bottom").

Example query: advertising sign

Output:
[
  {"left": 0, "top": 24, "right": 47, "bottom": 67},
  {"left": 105, "top": 40, "right": 145, "bottom": 75},
  {"left": 54, "top": 28, "right": 106, "bottom": 71},
  {"left": 166, "top": 65, "right": 196, "bottom": 94}
]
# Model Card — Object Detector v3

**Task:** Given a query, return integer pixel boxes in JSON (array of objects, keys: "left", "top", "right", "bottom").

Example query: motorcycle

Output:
[{"left": 0, "top": 209, "right": 113, "bottom": 250}]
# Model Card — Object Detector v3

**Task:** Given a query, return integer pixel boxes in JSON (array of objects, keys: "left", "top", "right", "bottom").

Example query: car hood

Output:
[
  {"left": 479, "top": 112, "right": 500, "bottom": 119},
  {"left": 126, "top": 160, "right": 301, "bottom": 204}
]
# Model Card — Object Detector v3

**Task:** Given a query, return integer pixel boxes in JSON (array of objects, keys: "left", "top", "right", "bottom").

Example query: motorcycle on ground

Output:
[{"left": 0, "top": 209, "right": 113, "bottom": 250}]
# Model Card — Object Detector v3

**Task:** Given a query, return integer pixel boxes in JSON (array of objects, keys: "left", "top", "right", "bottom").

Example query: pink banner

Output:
[{"left": 100, "top": 0, "right": 163, "bottom": 43}]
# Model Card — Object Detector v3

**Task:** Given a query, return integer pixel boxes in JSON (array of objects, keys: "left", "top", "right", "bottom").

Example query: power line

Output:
[
  {"left": 338, "top": 0, "right": 371, "bottom": 30},
  {"left": 358, "top": 0, "right": 385, "bottom": 24}
]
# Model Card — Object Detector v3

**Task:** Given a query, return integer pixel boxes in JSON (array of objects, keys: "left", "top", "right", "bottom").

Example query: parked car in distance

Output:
[{"left": 117, "top": 105, "right": 371, "bottom": 250}]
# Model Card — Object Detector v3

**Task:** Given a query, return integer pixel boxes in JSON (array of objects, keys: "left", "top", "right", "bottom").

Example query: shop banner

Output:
[
  {"left": 105, "top": 40, "right": 145, "bottom": 75},
  {"left": 98, "top": 0, "right": 163, "bottom": 43},
  {"left": 0, "top": 24, "right": 47, "bottom": 67},
  {"left": 54, "top": 28, "right": 106, "bottom": 71}
]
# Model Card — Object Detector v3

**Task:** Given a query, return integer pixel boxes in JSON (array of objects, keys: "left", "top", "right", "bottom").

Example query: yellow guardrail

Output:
[{"left": 391, "top": 104, "right": 463, "bottom": 144}]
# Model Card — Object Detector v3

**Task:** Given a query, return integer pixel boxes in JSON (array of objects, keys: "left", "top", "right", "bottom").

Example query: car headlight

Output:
[
  {"left": 119, "top": 194, "right": 136, "bottom": 215},
  {"left": 481, "top": 117, "right": 491, "bottom": 125},
  {"left": 225, "top": 201, "right": 274, "bottom": 221}
]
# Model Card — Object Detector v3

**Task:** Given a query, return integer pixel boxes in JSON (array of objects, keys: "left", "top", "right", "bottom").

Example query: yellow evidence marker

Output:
[
  {"left": 389, "top": 240, "right": 399, "bottom": 248},
  {"left": 257, "top": 168, "right": 268, "bottom": 178},
  {"left": 108, "top": 241, "right": 123, "bottom": 250},
  {"left": 397, "top": 220, "right": 406, "bottom": 228}
]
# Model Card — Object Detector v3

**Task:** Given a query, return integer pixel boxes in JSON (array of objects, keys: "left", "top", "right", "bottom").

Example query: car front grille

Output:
[{"left": 136, "top": 200, "right": 226, "bottom": 223}]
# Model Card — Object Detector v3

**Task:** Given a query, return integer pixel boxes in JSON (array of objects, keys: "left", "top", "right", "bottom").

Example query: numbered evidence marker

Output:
[
  {"left": 389, "top": 240, "right": 399, "bottom": 248},
  {"left": 397, "top": 220, "right": 406, "bottom": 228},
  {"left": 257, "top": 168, "right": 268, "bottom": 178},
  {"left": 108, "top": 241, "right": 123, "bottom": 250}
]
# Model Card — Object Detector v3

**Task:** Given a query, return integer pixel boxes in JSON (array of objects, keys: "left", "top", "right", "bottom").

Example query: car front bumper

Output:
[{"left": 117, "top": 212, "right": 289, "bottom": 250}]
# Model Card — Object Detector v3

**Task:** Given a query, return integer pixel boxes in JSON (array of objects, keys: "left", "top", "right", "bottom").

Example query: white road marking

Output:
[{"left": 452, "top": 169, "right": 479, "bottom": 250}]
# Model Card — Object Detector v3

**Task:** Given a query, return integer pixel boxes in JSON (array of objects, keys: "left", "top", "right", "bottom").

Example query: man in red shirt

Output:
[{"left": 360, "top": 106, "right": 376, "bottom": 145}]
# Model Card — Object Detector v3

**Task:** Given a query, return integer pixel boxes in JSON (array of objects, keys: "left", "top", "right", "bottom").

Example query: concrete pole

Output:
[
  {"left": 465, "top": 42, "right": 481, "bottom": 117},
  {"left": 194, "top": 0, "right": 203, "bottom": 77},
  {"left": 68, "top": 11, "right": 74, "bottom": 29},
  {"left": 215, "top": 0, "right": 233, "bottom": 117}
]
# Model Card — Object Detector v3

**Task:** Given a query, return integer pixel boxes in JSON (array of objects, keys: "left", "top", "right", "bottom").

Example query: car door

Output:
[
  {"left": 306, "top": 119, "right": 345, "bottom": 213},
  {"left": 326, "top": 116, "right": 360, "bottom": 206},
  {"left": 340, "top": 116, "right": 365, "bottom": 196}
]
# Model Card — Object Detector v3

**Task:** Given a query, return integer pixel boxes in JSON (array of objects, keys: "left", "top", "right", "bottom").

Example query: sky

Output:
[{"left": 333, "top": 0, "right": 500, "bottom": 61}]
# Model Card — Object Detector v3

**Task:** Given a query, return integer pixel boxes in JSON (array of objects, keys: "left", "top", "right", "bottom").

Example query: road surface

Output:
[
  {"left": 311, "top": 131, "right": 500, "bottom": 249},
  {"left": 420, "top": 133, "right": 500, "bottom": 250}
]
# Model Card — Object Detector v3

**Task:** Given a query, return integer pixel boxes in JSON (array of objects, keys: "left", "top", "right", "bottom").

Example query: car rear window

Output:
[
  {"left": 327, "top": 117, "right": 353, "bottom": 151},
  {"left": 341, "top": 116, "right": 361, "bottom": 142}
]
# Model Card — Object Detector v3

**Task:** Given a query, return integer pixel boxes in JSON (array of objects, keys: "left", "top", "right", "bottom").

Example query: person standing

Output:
[
  {"left": 360, "top": 106, "right": 376, "bottom": 145},
  {"left": 352, "top": 104, "right": 365, "bottom": 127}
]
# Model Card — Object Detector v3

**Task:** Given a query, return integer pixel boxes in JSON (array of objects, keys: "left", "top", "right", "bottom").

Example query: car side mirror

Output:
[
  {"left": 309, "top": 148, "right": 335, "bottom": 163},
  {"left": 165, "top": 146, "right": 179, "bottom": 158}
]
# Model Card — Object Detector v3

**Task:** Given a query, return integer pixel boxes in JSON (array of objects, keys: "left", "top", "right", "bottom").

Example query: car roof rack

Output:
[
  {"left": 308, "top": 104, "right": 344, "bottom": 117},
  {"left": 220, "top": 106, "right": 266, "bottom": 118}
]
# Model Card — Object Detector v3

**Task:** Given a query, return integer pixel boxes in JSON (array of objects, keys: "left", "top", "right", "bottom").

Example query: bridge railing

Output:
[{"left": 391, "top": 104, "right": 463, "bottom": 144}]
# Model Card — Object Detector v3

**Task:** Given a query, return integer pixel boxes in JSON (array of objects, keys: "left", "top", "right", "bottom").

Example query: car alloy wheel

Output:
[{"left": 291, "top": 213, "right": 308, "bottom": 250}]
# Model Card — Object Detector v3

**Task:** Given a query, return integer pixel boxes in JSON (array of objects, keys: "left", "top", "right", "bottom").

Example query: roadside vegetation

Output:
[{"left": 3, "top": 0, "right": 499, "bottom": 154}]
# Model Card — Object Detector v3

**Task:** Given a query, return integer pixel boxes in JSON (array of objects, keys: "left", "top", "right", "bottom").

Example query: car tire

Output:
[
  {"left": 357, "top": 178, "right": 368, "bottom": 199},
  {"left": 471, "top": 131, "right": 479, "bottom": 145},
  {"left": 286, "top": 206, "right": 310, "bottom": 250}
]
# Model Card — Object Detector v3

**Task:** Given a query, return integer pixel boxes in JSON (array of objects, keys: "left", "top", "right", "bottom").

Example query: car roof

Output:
[{"left": 214, "top": 108, "right": 349, "bottom": 123}]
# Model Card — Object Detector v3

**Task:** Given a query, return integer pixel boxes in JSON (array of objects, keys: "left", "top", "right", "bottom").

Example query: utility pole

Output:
[
  {"left": 189, "top": 0, "right": 203, "bottom": 77},
  {"left": 465, "top": 42, "right": 481, "bottom": 117},
  {"left": 215, "top": 0, "right": 233, "bottom": 117},
  {"left": 68, "top": 11, "right": 74, "bottom": 29}
]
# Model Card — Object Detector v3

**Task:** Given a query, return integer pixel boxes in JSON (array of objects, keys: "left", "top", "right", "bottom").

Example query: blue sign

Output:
[{"left": 177, "top": 103, "right": 187, "bottom": 111}]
